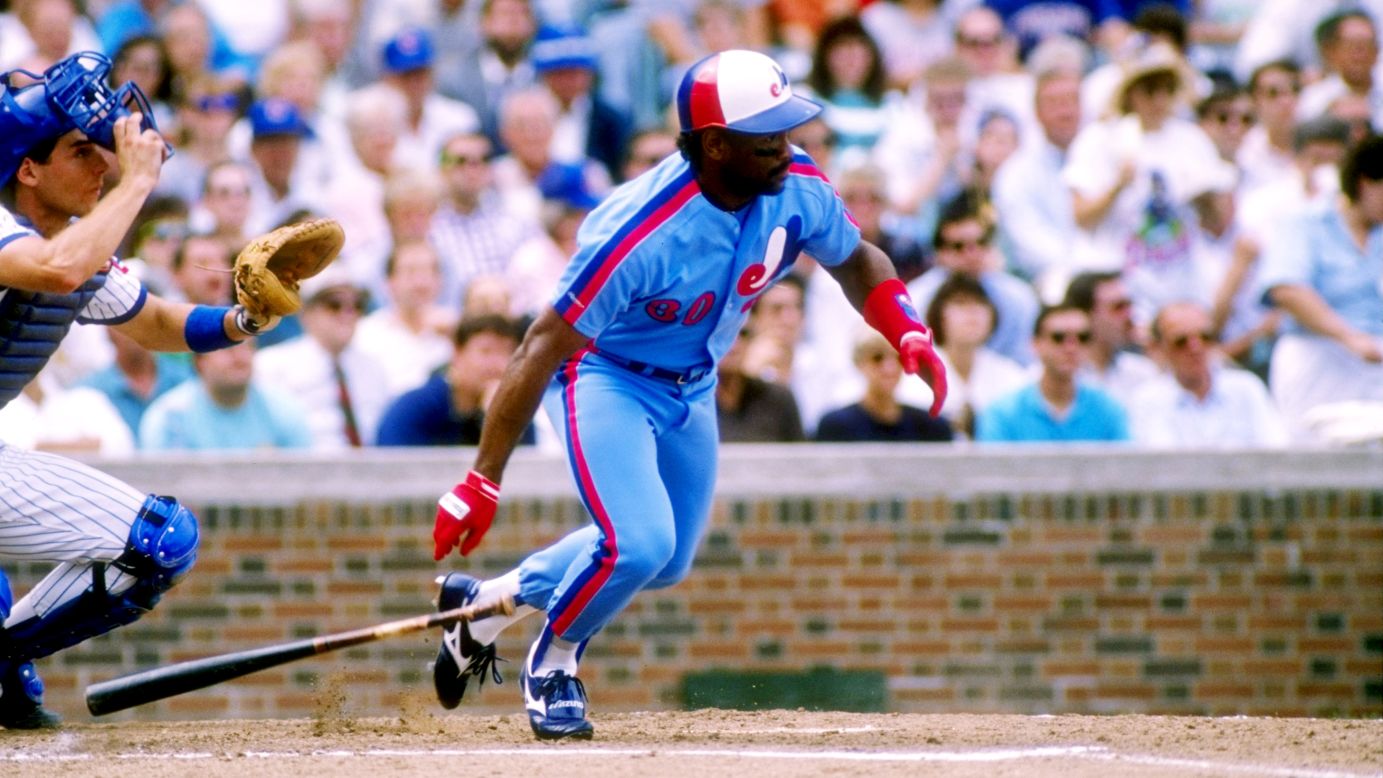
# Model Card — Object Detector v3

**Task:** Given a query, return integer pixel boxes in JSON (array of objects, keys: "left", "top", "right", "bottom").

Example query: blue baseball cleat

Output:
[
  {"left": 522, "top": 662, "right": 594, "bottom": 741},
  {"left": 0, "top": 661, "right": 60, "bottom": 730},
  {"left": 432, "top": 573, "right": 503, "bottom": 709}
]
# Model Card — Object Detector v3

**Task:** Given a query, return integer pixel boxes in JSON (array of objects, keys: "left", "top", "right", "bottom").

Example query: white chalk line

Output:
[{"left": 1, "top": 744, "right": 1379, "bottom": 777}]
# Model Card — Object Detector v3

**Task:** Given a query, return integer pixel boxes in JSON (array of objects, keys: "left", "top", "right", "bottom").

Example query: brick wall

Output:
[{"left": 7, "top": 447, "right": 1381, "bottom": 721}]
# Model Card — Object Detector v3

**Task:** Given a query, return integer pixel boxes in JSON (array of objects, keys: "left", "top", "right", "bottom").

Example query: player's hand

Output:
[
  {"left": 433, "top": 470, "right": 500, "bottom": 560},
  {"left": 898, "top": 330, "right": 948, "bottom": 417},
  {"left": 112, "top": 113, "right": 166, "bottom": 186}
]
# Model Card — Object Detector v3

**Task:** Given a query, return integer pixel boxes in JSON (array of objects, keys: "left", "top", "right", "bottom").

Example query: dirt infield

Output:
[{"left": 2, "top": 708, "right": 1379, "bottom": 778}]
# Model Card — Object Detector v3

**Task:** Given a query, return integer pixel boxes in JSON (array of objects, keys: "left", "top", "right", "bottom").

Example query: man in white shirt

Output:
[
  {"left": 1130, "top": 301, "right": 1288, "bottom": 448},
  {"left": 379, "top": 26, "right": 483, "bottom": 173}
]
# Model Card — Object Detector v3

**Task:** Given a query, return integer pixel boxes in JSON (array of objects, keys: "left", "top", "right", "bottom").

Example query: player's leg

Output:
[
  {"left": 0, "top": 446, "right": 199, "bottom": 728},
  {"left": 644, "top": 387, "right": 719, "bottom": 590}
]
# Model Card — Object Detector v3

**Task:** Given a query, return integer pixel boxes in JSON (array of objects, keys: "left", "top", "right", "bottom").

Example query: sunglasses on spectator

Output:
[
  {"left": 957, "top": 33, "right": 1002, "bottom": 48},
  {"left": 317, "top": 295, "right": 367, "bottom": 314},
  {"left": 1169, "top": 330, "right": 1217, "bottom": 350},
  {"left": 1045, "top": 329, "right": 1092, "bottom": 345},
  {"left": 1259, "top": 84, "right": 1300, "bottom": 99},
  {"left": 138, "top": 219, "right": 188, "bottom": 243},
  {"left": 440, "top": 150, "right": 488, "bottom": 167},
  {"left": 941, "top": 236, "right": 991, "bottom": 252},
  {"left": 208, "top": 185, "right": 250, "bottom": 198},
  {"left": 1211, "top": 110, "right": 1255, "bottom": 126}
]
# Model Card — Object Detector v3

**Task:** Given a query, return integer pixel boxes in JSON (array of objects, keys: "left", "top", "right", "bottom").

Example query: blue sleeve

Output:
[
  {"left": 794, "top": 161, "right": 861, "bottom": 268},
  {"left": 1255, "top": 212, "right": 1316, "bottom": 306}
]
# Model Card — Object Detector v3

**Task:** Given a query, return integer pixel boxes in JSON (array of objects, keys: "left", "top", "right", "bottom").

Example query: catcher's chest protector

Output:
[{"left": 0, "top": 271, "right": 105, "bottom": 409}]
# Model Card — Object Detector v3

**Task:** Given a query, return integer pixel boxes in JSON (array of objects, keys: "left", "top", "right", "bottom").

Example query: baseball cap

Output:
[
  {"left": 531, "top": 25, "right": 599, "bottom": 73},
  {"left": 537, "top": 162, "right": 600, "bottom": 209},
  {"left": 248, "top": 98, "right": 313, "bottom": 139},
  {"left": 676, "top": 49, "right": 821, "bottom": 135},
  {"left": 383, "top": 27, "right": 434, "bottom": 74}
]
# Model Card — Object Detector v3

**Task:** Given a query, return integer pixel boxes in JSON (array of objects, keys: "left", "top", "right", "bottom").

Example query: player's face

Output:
[
  {"left": 719, "top": 130, "right": 793, "bottom": 198},
  {"left": 24, "top": 130, "right": 111, "bottom": 217}
]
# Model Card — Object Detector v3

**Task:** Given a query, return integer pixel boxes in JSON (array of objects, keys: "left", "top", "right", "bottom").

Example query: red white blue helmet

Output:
[
  {"left": 0, "top": 52, "right": 167, "bottom": 185},
  {"left": 676, "top": 49, "right": 821, "bottom": 135}
]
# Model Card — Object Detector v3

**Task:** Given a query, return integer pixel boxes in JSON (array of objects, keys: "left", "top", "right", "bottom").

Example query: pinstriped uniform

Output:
[
  {"left": 0, "top": 205, "right": 151, "bottom": 627},
  {"left": 513, "top": 150, "right": 860, "bottom": 647}
]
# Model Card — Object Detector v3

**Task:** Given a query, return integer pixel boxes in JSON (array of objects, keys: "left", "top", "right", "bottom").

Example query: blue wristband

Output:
[{"left": 184, "top": 305, "right": 237, "bottom": 353}]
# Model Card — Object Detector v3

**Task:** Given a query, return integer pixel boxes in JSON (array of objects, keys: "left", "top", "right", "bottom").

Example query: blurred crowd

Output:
[{"left": 4, "top": 0, "right": 1383, "bottom": 452}]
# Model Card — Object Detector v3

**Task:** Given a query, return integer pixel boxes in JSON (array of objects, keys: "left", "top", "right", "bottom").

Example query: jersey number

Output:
[{"left": 645, "top": 292, "right": 716, "bottom": 325}]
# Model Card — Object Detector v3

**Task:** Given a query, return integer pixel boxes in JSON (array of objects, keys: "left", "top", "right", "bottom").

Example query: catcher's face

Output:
[{"left": 18, "top": 130, "right": 111, "bottom": 218}]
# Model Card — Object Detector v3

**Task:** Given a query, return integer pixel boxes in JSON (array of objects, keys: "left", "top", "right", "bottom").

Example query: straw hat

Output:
[{"left": 1109, "top": 40, "right": 1192, "bottom": 116}]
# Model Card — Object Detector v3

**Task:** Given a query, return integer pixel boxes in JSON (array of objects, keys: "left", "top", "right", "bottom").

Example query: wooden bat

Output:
[{"left": 85, "top": 595, "right": 516, "bottom": 716}]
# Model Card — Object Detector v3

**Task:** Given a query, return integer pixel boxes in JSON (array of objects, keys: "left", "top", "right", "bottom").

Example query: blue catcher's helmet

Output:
[{"left": 0, "top": 51, "right": 168, "bottom": 186}]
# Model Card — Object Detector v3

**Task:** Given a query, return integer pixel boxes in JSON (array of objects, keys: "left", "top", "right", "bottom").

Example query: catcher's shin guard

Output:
[{"left": 0, "top": 495, "right": 198, "bottom": 662}]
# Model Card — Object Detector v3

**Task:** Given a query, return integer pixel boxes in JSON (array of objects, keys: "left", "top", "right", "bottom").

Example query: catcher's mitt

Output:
[{"left": 233, "top": 218, "right": 346, "bottom": 317}]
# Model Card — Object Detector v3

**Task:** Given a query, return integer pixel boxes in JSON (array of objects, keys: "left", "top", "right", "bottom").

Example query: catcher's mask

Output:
[{"left": 0, "top": 51, "right": 171, "bottom": 186}]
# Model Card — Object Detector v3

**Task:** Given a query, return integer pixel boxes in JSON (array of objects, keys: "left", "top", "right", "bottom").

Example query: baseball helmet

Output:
[
  {"left": 0, "top": 52, "right": 167, "bottom": 185},
  {"left": 675, "top": 49, "right": 821, "bottom": 135}
]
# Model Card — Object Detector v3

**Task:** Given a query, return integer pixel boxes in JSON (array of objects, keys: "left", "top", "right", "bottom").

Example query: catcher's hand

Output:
[{"left": 234, "top": 218, "right": 345, "bottom": 319}]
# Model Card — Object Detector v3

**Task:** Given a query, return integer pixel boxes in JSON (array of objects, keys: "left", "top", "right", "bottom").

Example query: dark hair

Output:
[
  {"left": 1033, "top": 302, "right": 1087, "bottom": 336},
  {"left": 1195, "top": 82, "right": 1245, "bottom": 120},
  {"left": 173, "top": 232, "right": 230, "bottom": 270},
  {"left": 453, "top": 313, "right": 520, "bottom": 348},
  {"left": 808, "top": 17, "right": 886, "bottom": 102},
  {"left": 1340, "top": 133, "right": 1383, "bottom": 201},
  {"left": 1247, "top": 58, "right": 1300, "bottom": 94},
  {"left": 932, "top": 191, "right": 991, "bottom": 251},
  {"left": 1062, "top": 270, "right": 1122, "bottom": 312},
  {"left": 111, "top": 34, "right": 174, "bottom": 103},
  {"left": 1133, "top": 3, "right": 1188, "bottom": 53},
  {"left": 925, "top": 273, "right": 998, "bottom": 347},
  {"left": 1315, "top": 9, "right": 1376, "bottom": 53},
  {"left": 1293, "top": 115, "right": 1351, "bottom": 151},
  {"left": 676, "top": 130, "right": 705, "bottom": 170}
]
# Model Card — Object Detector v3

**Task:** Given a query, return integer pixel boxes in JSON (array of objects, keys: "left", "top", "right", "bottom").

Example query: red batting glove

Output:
[
  {"left": 898, "top": 330, "right": 948, "bottom": 418},
  {"left": 433, "top": 471, "right": 500, "bottom": 560}
]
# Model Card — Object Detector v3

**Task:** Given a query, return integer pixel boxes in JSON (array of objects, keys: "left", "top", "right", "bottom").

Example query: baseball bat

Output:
[{"left": 85, "top": 595, "right": 516, "bottom": 716}]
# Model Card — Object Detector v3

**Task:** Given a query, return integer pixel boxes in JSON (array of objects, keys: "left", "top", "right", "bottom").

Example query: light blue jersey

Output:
[{"left": 553, "top": 150, "right": 860, "bottom": 374}]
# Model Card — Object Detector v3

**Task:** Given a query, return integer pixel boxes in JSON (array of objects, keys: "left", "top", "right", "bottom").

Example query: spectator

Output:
[
  {"left": 170, "top": 233, "right": 235, "bottom": 306},
  {"left": 1063, "top": 270, "right": 1161, "bottom": 408},
  {"left": 1064, "top": 41, "right": 1232, "bottom": 323},
  {"left": 906, "top": 193, "right": 1040, "bottom": 366},
  {"left": 952, "top": 5, "right": 1036, "bottom": 133},
  {"left": 254, "top": 267, "right": 390, "bottom": 448},
  {"left": 443, "top": 0, "right": 537, "bottom": 144},
  {"left": 921, "top": 273, "right": 1027, "bottom": 439},
  {"left": 1129, "top": 301, "right": 1288, "bottom": 447},
  {"left": 837, "top": 164, "right": 930, "bottom": 282},
  {"left": 620, "top": 127, "right": 679, "bottom": 183},
  {"left": 375, "top": 314, "right": 531, "bottom": 446},
  {"left": 530, "top": 24, "right": 631, "bottom": 181},
  {"left": 428, "top": 130, "right": 539, "bottom": 313},
  {"left": 787, "top": 117, "right": 840, "bottom": 178},
  {"left": 507, "top": 193, "right": 594, "bottom": 321},
  {"left": 716, "top": 327, "right": 806, "bottom": 443},
  {"left": 378, "top": 27, "right": 482, "bottom": 174},
  {"left": 109, "top": 33, "right": 175, "bottom": 132},
  {"left": 1297, "top": 10, "right": 1382, "bottom": 128},
  {"left": 815, "top": 330, "right": 954, "bottom": 442},
  {"left": 742, "top": 274, "right": 808, "bottom": 388},
  {"left": 354, "top": 241, "right": 455, "bottom": 400},
  {"left": 861, "top": 0, "right": 964, "bottom": 90},
  {"left": 491, "top": 86, "right": 612, "bottom": 224},
  {"left": 976, "top": 303, "right": 1131, "bottom": 442},
  {"left": 970, "top": 108, "right": 1023, "bottom": 201},
  {"left": 986, "top": 0, "right": 1124, "bottom": 60},
  {"left": 157, "top": 74, "right": 244, "bottom": 208},
  {"left": 1256, "top": 133, "right": 1383, "bottom": 441},
  {"left": 121, "top": 197, "right": 189, "bottom": 297},
  {"left": 0, "top": 0, "right": 100, "bottom": 73},
  {"left": 992, "top": 61, "right": 1082, "bottom": 293},
  {"left": 802, "top": 17, "right": 895, "bottom": 171},
  {"left": 1197, "top": 82, "right": 1255, "bottom": 164},
  {"left": 1238, "top": 59, "right": 1302, "bottom": 197},
  {"left": 242, "top": 98, "right": 322, "bottom": 234},
  {"left": 140, "top": 340, "right": 312, "bottom": 450},
  {"left": 192, "top": 159, "right": 255, "bottom": 255},
  {"left": 80, "top": 328, "right": 195, "bottom": 440},
  {"left": 322, "top": 82, "right": 407, "bottom": 286}
]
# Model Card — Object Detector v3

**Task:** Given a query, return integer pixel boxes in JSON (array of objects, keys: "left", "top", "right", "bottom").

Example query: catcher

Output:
[{"left": 0, "top": 51, "right": 340, "bottom": 728}]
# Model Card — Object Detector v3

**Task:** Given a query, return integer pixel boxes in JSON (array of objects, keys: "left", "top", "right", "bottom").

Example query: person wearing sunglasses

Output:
[
  {"left": 976, "top": 303, "right": 1130, "bottom": 443},
  {"left": 1128, "top": 301, "right": 1287, "bottom": 447}
]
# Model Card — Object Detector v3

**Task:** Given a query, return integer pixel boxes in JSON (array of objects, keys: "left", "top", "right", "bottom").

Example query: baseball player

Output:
[
  {"left": 0, "top": 53, "right": 279, "bottom": 728},
  {"left": 429, "top": 49, "right": 948, "bottom": 741}
]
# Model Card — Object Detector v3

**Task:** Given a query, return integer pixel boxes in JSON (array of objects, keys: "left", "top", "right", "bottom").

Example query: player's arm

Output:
[
  {"left": 0, "top": 115, "right": 165, "bottom": 293},
  {"left": 112, "top": 294, "right": 261, "bottom": 352},
  {"left": 826, "top": 238, "right": 948, "bottom": 416},
  {"left": 433, "top": 307, "right": 591, "bottom": 559}
]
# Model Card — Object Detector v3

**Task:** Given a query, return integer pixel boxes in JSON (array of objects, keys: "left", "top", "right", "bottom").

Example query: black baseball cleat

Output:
[
  {"left": 0, "top": 661, "right": 60, "bottom": 730},
  {"left": 522, "top": 663, "right": 594, "bottom": 741},
  {"left": 433, "top": 573, "right": 504, "bottom": 709}
]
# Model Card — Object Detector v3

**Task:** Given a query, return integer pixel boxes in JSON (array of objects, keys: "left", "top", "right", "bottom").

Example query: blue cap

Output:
[
  {"left": 383, "top": 27, "right": 434, "bottom": 74},
  {"left": 537, "top": 163, "right": 600, "bottom": 210},
  {"left": 531, "top": 25, "right": 599, "bottom": 73},
  {"left": 248, "top": 98, "right": 312, "bottom": 139}
]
